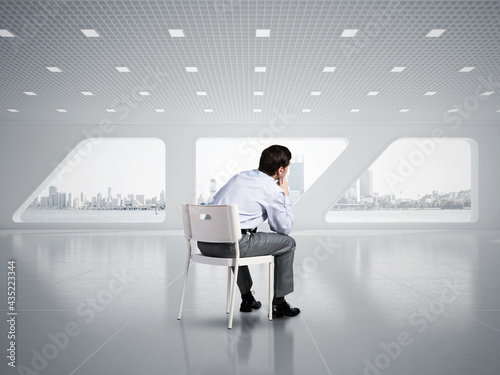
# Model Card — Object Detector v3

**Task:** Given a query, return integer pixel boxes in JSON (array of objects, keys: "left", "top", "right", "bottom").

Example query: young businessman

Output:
[{"left": 198, "top": 145, "right": 300, "bottom": 318}]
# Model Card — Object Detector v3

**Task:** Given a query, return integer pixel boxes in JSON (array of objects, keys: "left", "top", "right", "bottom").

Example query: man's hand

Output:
[{"left": 277, "top": 177, "right": 289, "bottom": 197}]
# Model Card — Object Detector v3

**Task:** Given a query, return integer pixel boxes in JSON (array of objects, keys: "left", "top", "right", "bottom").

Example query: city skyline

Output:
[
  {"left": 29, "top": 185, "right": 165, "bottom": 209},
  {"left": 30, "top": 138, "right": 471, "bottom": 207}
]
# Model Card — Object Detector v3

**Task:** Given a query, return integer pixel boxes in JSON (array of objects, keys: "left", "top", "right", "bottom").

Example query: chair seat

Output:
[{"left": 191, "top": 253, "right": 274, "bottom": 266}]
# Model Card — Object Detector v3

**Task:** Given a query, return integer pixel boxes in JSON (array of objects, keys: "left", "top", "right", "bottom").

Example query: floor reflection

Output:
[{"left": 0, "top": 229, "right": 499, "bottom": 374}]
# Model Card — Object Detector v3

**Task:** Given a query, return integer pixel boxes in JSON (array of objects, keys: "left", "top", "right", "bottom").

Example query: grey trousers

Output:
[{"left": 197, "top": 232, "right": 296, "bottom": 298}]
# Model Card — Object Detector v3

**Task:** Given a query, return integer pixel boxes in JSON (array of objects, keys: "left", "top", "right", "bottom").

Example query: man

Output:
[{"left": 198, "top": 145, "right": 300, "bottom": 318}]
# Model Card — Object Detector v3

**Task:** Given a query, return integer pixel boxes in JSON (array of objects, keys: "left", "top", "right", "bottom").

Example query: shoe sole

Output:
[
  {"left": 272, "top": 310, "right": 300, "bottom": 318},
  {"left": 273, "top": 312, "right": 300, "bottom": 318},
  {"left": 240, "top": 302, "right": 262, "bottom": 313}
]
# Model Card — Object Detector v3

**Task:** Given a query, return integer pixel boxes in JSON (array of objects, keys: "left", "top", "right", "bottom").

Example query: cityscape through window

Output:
[
  {"left": 326, "top": 138, "right": 474, "bottom": 222},
  {"left": 17, "top": 138, "right": 166, "bottom": 222},
  {"left": 196, "top": 138, "right": 348, "bottom": 205}
]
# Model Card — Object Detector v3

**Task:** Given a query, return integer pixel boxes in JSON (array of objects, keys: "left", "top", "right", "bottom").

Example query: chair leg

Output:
[
  {"left": 228, "top": 265, "right": 239, "bottom": 329},
  {"left": 177, "top": 255, "right": 191, "bottom": 320},
  {"left": 226, "top": 267, "right": 231, "bottom": 314},
  {"left": 269, "top": 261, "right": 274, "bottom": 321}
]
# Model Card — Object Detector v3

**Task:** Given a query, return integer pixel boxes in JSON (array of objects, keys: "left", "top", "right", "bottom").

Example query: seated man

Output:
[{"left": 198, "top": 145, "right": 300, "bottom": 318}]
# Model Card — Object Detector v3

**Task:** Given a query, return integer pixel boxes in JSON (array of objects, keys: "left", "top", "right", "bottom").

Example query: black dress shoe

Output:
[
  {"left": 273, "top": 302, "right": 300, "bottom": 318},
  {"left": 240, "top": 295, "right": 262, "bottom": 312}
]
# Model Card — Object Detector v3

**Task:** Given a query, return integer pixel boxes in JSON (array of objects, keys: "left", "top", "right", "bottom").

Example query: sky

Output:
[
  {"left": 39, "top": 138, "right": 165, "bottom": 199},
  {"left": 370, "top": 138, "right": 471, "bottom": 198}
]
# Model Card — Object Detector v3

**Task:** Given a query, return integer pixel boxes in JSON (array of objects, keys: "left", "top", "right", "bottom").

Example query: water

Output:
[
  {"left": 21, "top": 209, "right": 471, "bottom": 223},
  {"left": 325, "top": 209, "right": 472, "bottom": 222},
  {"left": 21, "top": 209, "right": 166, "bottom": 223}
]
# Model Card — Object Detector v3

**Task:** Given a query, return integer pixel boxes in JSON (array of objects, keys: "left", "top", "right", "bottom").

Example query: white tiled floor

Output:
[{"left": 1, "top": 230, "right": 500, "bottom": 375}]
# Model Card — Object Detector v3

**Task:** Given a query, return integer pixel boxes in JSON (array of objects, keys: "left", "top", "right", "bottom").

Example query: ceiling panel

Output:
[{"left": 0, "top": 0, "right": 499, "bottom": 124}]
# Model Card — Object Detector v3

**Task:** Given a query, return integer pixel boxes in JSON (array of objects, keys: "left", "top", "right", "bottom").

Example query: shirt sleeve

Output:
[{"left": 266, "top": 191, "right": 294, "bottom": 235}]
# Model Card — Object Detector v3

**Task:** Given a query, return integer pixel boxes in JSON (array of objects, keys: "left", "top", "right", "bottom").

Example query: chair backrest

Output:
[{"left": 181, "top": 204, "right": 242, "bottom": 243}]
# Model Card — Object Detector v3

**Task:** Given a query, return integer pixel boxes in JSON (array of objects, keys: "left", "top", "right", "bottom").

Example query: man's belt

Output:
[{"left": 241, "top": 228, "right": 257, "bottom": 235}]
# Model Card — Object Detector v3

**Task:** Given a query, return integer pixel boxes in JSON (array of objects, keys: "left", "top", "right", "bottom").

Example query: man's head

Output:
[{"left": 258, "top": 145, "right": 292, "bottom": 178}]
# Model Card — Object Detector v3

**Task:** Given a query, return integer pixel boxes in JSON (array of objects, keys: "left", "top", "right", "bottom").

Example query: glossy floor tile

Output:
[{"left": 0, "top": 230, "right": 499, "bottom": 374}]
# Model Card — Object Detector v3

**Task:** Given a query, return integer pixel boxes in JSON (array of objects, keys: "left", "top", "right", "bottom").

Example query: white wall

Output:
[{"left": 0, "top": 121, "right": 498, "bottom": 230}]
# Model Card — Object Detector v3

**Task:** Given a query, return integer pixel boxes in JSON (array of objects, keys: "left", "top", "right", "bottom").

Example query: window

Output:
[
  {"left": 326, "top": 138, "right": 475, "bottom": 223},
  {"left": 14, "top": 138, "right": 166, "bottom": 223},
  {"left": 196, "top": 138, "right": 348, "bottom": 205}
]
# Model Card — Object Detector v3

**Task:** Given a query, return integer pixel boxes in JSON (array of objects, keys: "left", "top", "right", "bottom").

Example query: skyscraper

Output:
[
  {"left": 59, "top": 192, "right": 66, "bottom": 208},
  {"left": 288, "top": 155, "right": 305, "bottom": 202},
  {"left": 108, "top": 187, "right": 112, "bottom": 201},
  {"left": 208, "top": 178, "right": 217, "bottom": 203},
  {"left": 197, "top": 194, "right": 206, "bottom": 205},
  {"left": 360, "top": 170, "right": 373, "bottom": 197},
  {"left": 49, "top": 186, "right": 58, "bottom": 207}
]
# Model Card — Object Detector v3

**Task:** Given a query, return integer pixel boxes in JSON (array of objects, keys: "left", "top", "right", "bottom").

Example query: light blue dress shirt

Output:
[{"left": 211, "top": 169, "right": 294, "bottom": 235}]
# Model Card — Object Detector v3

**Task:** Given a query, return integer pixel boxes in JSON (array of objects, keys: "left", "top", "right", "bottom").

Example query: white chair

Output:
[{"left": 178, "top": 204, "right": 274, "bottom": 329}]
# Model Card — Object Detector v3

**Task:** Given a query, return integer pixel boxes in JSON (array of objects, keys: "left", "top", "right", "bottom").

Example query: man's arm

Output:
[
  {"left": 267, "top": 190, "right": 294, "bottom": 235},
  {"left": 277, "top": 177, "right": 289, "bottom": 197}
]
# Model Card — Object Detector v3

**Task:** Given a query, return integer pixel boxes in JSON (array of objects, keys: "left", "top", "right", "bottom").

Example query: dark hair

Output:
[{"left": 258, "top": 145, "right": 292, "bottom": 176}]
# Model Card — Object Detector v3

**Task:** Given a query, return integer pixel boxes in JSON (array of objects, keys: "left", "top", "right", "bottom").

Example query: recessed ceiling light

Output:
[
  {"left": 256, "top": 29, "right": 270, "bottom": 37},
  {"left": 253, "top": 109, "right": 262, "bottom": 113},
  {"left": 302, "top": 109, "right": 311, "bottom": 113},
  {"left": 459, "top": 67, "right": 475, "bottom": 72},
  {"left": 424, "top": 91, "right": 437, "bottom": 96},
  {"left": 46, "top": 67, "right": 62, "bottom": 72},
  {"left": 323, "top": 67, "right": 336, "bottom": 72},
  {"left": 185, "top": 67, "right": 198, "bottom": 72},
  {"left": 399, "top": 109, "right": 410, "bottom": 112},
  {"left": 204, "top": 109, "right": 213, "bottom": 113},
  {"left": 426, "top": 29, "right": 446, "bottom": 37},
  {"left": 497, "top": 110, "right": 500, "bottom": 113},
  {"left": 81, "top": 92, "right": 94, "bottom": 96},
  {"left": 168, "top": 29, "right": 184, "bottom": 37},
  {"left": 116, "top": 67, "right": 130, "bottom": 72},
  {"left": 367, "top": 92, "right": 379, "bottom": 96},
  {"left": 138, "top": 92, "right": 150, "bottom": 96},
  {"left": 0, "top": 29, "right": 15, "bottom": 37},
  {"left": 56, "top": 109, "right": 68, "bottom": 112},
  {"left": 255, "top": 67, "right": 266, "bottom": 72},
  {"left": 23, "top": 92, "right": 36, "bottom": 96},
  {"left": 196, "top": 91, "right": 207, "bottom": 96},
  {"left": 81, "top": 29, "right": 100, "bottom": 37},
  {"left": 155, "top": 109, "right": 165, "bottom": 113},
  {"left": 254, "top": 91, "right": 264, "bottom": 96},
  {"left": 341, "top": 29, "right": 358, "bottom": 37},
  {"left": 391, "top": 67, "right": 406, "bottom": 72},
  {"left": 7, "top": 109, "right": 19, "bottom": 112},
  {"left": 311, "top": 92, "right": 321, "bottom": 96},
  {"left": 480, "top": 92, "right": 494, "bottom": 96},
  {"left": 106, "top": 109, "right": 117, "bottom": 112},
  {"left": 448, "top": 109, "right": 459, "bottom": 112},
  {"left": 351, "top": 109, "right": 360, "bottom": 112}
]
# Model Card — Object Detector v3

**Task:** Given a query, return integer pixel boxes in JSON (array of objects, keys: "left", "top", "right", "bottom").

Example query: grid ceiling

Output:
[{"left": 0, "top": 0, "right": 499, "bottom": 124}]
